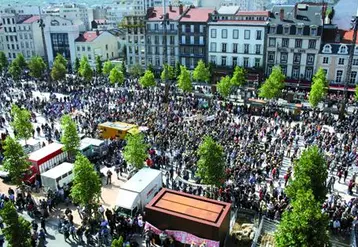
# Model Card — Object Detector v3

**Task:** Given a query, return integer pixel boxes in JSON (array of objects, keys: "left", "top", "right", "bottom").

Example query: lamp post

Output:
[
  {"left": 339, "top": 13, "right": 358, "bottom": 119},
  {"left": 162, "top": 1, "right": 170, "bottom": 102},
  {"left": 38, "top": 15, "right": 50, "bottom": 83}
]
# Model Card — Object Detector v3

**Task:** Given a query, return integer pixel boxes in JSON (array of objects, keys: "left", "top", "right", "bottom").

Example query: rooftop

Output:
[
  {"left": 147, "top": 7, "right": 186, "bottom": 21},
  {"left": 41, "top": 162, "right": 73, "bottom": 179},
  {"left": 98, "top": 121, "right": 138, "bottom": 131},
  {"left": 322, "top": 28, "right": 358, "bottom": 44},
  {"left": 180, "top": 8, "right": 214, "bottom": 22},
  {"left": 146, "top": 188, "right": 231, "bottom": 227},
  {"left": 22, "top": 15, "right": 40, "bottom": 24},
  {"left": 75, "top": 31, "right": 102, "bottom": 42},
  {"left": 28, "top": 143, "right": 64, "bottom": 162},
  {"left": 121, "top": 168, "right": 162, "bottom": 193}
]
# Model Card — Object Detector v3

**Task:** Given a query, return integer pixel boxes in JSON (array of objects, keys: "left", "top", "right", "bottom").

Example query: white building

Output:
[
  {"left": 43, "top": 16, "right": 83, "bottom": 66},
  {"left": 75, "top": 30, "right": 119, "bottom": 66},
  {"left": 43, "top": 3, "right": 93, "bottom": 31},
  {"left": 0, "top": 14, "right": 45, "bottom": 61},
  {"left": 208, "top": 7, "right": 269, "bottom": 71},
  {"left": 0, "top": 4, "right": 41, "bottom": 16}
]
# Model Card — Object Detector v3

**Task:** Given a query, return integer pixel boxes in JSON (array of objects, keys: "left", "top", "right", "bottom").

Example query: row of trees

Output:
[{"left": 274, "top": 146, "right": 329, "bottom": 246}]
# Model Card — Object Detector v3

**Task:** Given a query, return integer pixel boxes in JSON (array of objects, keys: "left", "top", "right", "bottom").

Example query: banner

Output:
[{"left": 144, "top": 222, "right": 220, "bottom": 247}]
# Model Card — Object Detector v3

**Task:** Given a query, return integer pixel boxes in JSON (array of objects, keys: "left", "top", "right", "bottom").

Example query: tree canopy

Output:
[
  {"left": 355, "top": 84, "right": 358, "bottom": 101},
  {"left": 28, "top": 56, "right": 46, "bottom": 79},
  {"left": 130, "top": 63, "right": 144, "bottom": 78},
  {"left": 230, "top": 66, "right": 246, "bottom": 87},
  {"left": 71, "top": 154, "right": 102, "bottom": 213},
  {"left": 2, "top": 136, "right": 30, "bottom": 186},
  {"left": 123, "top": 133, "right": 148, "bottom": 170},
  {"left": 10, "top": 104, "right": 33, "bottom": 141},
  {"left": 95, "top": 55, "right": 103, "bottom": 75},
  {"left": 175, "top": 61, "right": 181, "bottom": 78},
  {"left": 120, "top": 62, "right": 127, "bottom": 76},
  {"left": 60, "top": 114, "right": 80, "bottom": 159},
  {"left": 0, "top": 51, "right": 9, "bottom": 73},
  {"left": 103, "top": 60, "right": 114, "bottom": 76},
  {"left": 196, "top": 136, "right": 225, "bottom": 187},
  {"left": 79, "top": 56, "right": 93, "bottom": 82},
  {"left": 109, "top": 66, "right": 125, "bottom": 85},
  {"left": 161, "top": 64, "right": 175, "bottom": 81},
  {"left": 51, "top": 54, "right": 67, "bottom": 81},
  {"left": 259, "top": 66, "right": 285, "bottom": 99},
  {"left": 9, "top": 60, "right": 22, "bottom": 81},
  {"left": 74, "top": 57, "right": 80, "bottom": 74},
  {"left": 177, "top": 65, "right": 193, "bottom": 92},
  {"left": 309, "top": 68, "right": 328, "bottom": 108},
  {"left": 139, "top": 70, "right": 156, "bottom": 88},
  {"left": 193, "top": 60, "right": 210, "bottom": 83},
  {"left": 14, "top": 53, "right": 27, "bottom": 70},
  {"left": 217, "top": 75, "right": 232, "bottom": 98},
  {"left": 0, "top": 201, "right": 32, "bottom": 247}
]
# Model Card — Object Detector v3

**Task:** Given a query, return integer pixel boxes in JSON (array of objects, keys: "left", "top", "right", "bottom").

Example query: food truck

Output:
[
  {"left": 81, "top": 137, "right": 109, "bottom": 157},
  {"left": 98, "top": 122, "right": 139, "bottom": 139},
  {"left": 25, "top": 143, "right": 67, "bottom": 184},
  {"left": 41, "top": 162, "right": 74, "bottom": 191}
]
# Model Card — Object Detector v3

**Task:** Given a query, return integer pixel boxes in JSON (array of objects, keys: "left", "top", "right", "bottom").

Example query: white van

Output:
[{"left": 40, "top": 162, "right": 74, "bottom": 191}]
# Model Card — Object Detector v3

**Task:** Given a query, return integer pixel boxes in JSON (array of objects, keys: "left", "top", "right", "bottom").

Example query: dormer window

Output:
[
  {"left": 284, "top": 26, "right": 290, "bottom": 35},
  {"left": 310, "top": 27, "right": 317, "bottom": 36},
  {"left": 297, "top": 27, "right": 303, "bottom": 35},
  {"left": 322, "top": 44, "right": 332, "bottom": 53},
  {"left": 338, "top": 44, "right": 348, "bottom": 54}
]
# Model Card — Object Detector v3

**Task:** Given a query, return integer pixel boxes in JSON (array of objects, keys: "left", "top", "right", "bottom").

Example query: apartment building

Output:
[
  {"left": 207, "top": 6, "right": 269, "bottom": 73},
  {"left": 0, "top": 4, "right": 41, "bottom": 16},
  {"left": 178, "top": 7, "right": 213, "bottom": 69},
  {"left": 75, "top": 30, "right": 119, "bottom": 66},
  {"left": 0, "top": 14, "right": 45, "bottom": 61},
  {"left": 317, "top": 28, "right": 358, "bottom": 86},
  {"left": 265, "top": 3, "right": 324, "bottom": 83}
]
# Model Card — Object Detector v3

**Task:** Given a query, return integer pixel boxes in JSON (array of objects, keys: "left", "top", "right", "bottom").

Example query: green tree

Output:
[
  {"left": 111, "top": 236, "right": 124, "bottom": 247},
  {"left": 160, "top": 64, "right": 175, "bottom": 81},
  {"left": 196, "top": 136, "right": 225, "bottom": 187},
  {"left": 71, "top": 154, "right": 101, "bottom": 215},
  {"left": 0, "top": 202, "right": 32, "bottom": 247},
  {"left": 177, "top": 65, "right": 192, "bottom": 92},
  {"left": 193, "top": 60, "right": 210, "bottom": 83},
  {"left": 109, "top": 66, "right": 125, "bottom": 85},
  {"left": 309, "top": 68, "right": 328, "bottom": 108},
  {"left": 147, "top": 63, "right": 155, "bottom": 74},
  {"left": 28, "top": 56, "right": 46, "bottom": 79},
  {"left": 2, "top": 136, "right": 30, "bottom": 186},
  {"left": 139, "top": 70, "right": 156, "bottom": 88},
  {"left": 0, "top": 51, "right": 8, "bottom": 73},
  {"left": 9, "top": 60, "right": 22, "bottom": 81},
  {"left": 79, "top": 56, "right": 93, "bottom": 82},
  {"left": 14, "top": 53, "right": 27, "bottom": 70},
  {"left": 123, "top": 133, "right": 148, "bottom": 170},
  {"left": 175, "top": 61, "right": 181, "bottom": 78},
  {"left": 60, "top": 114, "right": 80, "bottom": 159},
  {"left": 130, "top": 63, "right": 144, "bottom": 78},
  {"left": 355, "top": 84, "right": 358, "bottom": 101},
  {"left": 95, "top": 55, "right": 103, "bottom": 75},
  {"left": 217, "top": 75, "right": 232, "bottom": 98},
  {"left": 286, "top": 146, "right": 328, "bottom": 203},
  {"left": 11, "top": 104, "right": 33, "bottom": 141},
  {"left": 103, "top": 60, "right": 114, "bottom": 76},
  {"left": 274, "top": 189, "right": 329, "bottom": 247},
  {"left": 120, "top": 62, "right": 127, "bottom": 76},
  {"left": 259, "top": 66, "right": 285, "bottom": 99},
  {"left": 230, "top": 66, "right": 246, "bottom": 87},
  {"left": 74, "top": 57, "right": 80, "bottom": 74},
  {"left": 51, "top": 54, "right": 67, "bottom": 81}
]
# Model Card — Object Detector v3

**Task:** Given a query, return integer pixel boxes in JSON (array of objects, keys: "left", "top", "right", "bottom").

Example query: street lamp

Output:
[
  {"left": 38, "top": 16, "right": 50, "bottom": 83},
  {"left": 339, "top": 13, "right": 358, "bottom": 119}
]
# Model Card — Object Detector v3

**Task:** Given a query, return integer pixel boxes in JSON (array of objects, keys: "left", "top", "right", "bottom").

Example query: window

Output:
[
  {"left": 308, "top": 40, "right": 316, "bottom": 49},
  {"left": 24, "top": 33, "right": 28, "bottom": 39},
  {"left": 221, "top": 29, "right": 227, "bottom": 38},
  {"left": 281, "top": 66, "right": 287, "bottom": 75},
  {"left": 350, "top": 71, "right": 357, "bottom": 84},
  {"left": 305, "top": 68, "right": 313, "bottom": 80},
  {"left": 269, "top": 38, "right": 276, "bottom": 47},
  {"left": 87, "top": 46, "right": 91, "bottom": 51},
  {"left": 211, "top": 29, "right": 216, "bottom": 38},
  {"left": 256, "top": 30, "right": 262, "bottom": 40},
  {"left": 221, "top": 56, "right": 227, "bottom": 66},
  {"left": 293, "top": 53, "right": 301, "bottom": 64},
  {"left": 255, "top": 58, "right": 260, "bottom": 68},
  {"left": 338, "top": 58, "right": 345, "bottom": 65},
  {"left": 322, "top": 44, "right": 332, "bottom": 53},
  {"left": 190, "top": 36, "right": 194, "bottom": 44},
  {"left": 353, "top": 59, "right": 358, "bottom": 66},
  {"left": 280, "top": 53, "right": 288, "bottom": 63},
  {"left": 19, "top": 34, "right": 23, "bottom": 39},
  {"left": 88, "top": 54, "right": 92, "bottom": 60},
  {"left": 282, "top": 38, "right": 289, "bottom": 48},
  {"left": 292, "top": 67, "right": 300, "bottom": 79},
  {"left": 310, "top": 27, "right": 317, "bottom": 36},
  {"left": 295, "top": 39, "right": 302, "bottom": 48},
  {"left": 244, "top": 30, "right": 250, "bottom": 39},
  {"left": 338, "top": 45, "right": 348, "bottom": 54},
  {"left": 82, "top": 46, "right": 85, "bottom": 51},
  {"left": 233, "top": 57, "right": 237, "bottom": 67},
  {"left": 181, "top": 36, "right": 185, "bottom": 44},
  {"left": 233, "top": 30, "right": 239, "bottom": 39},
  {"left": 243, "top": 57, "right": 249, "bottom": 68},
  {"left": 323, "top": 57, "right": 329, "bottom": 64},
  {"left": 170, "top": 24, "right": 174, "bottom": 30},
  {"left": 283, "top": 26, "right": 290, "bottom": 35},
  {"left": 210, "top": 42, "right": 216, "bottom": 52},
  {"left": 307, "top": 54, "right": 315, "bottom": 65},
  {"left": 267, "top": 65, "right": 273, "bottom": 75},
  {"left": 255, "top": 44, "right": 261, "bottom": 54},
  {"left": 105, "top": 44, "right": 108, "bottom": 50},
  {"left": 233, "top": 43, "right": 238, "bottom": 53},
  {"left": 190, "top": 25, "right": 194, "bottom": 33},
  {"left": 269, "top": 26, "right": 276, "bottom": 34},
  {"left": 170, "top": 36, "right": 175, "bottom": 45},
  {"left": 154, "top": 24, "right": 159, "bottom": 30},
  {"left": 296, "top": 27, "right": 303, "bottom": 35},
  {"left": 199, "top": 36, "right": 204, "bottom": 45},
  {"left": 222, "top": 43, "right": 227, "bottom": 53},
  {"left": 268, "top": 51, "right": 275, "bottom": 62},
  {"left": 244, "top": 44, "right": 249, "bottom": 54},
  {"left": 210, "top": 55, "right": 216, "bottom": 64},
  {"left": 336, "top": 70, "right": 343, "bottom": 83}
]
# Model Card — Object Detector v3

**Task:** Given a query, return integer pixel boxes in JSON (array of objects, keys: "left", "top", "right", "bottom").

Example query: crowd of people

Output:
[{"left": 0, "top": 75, "right": 358, "bottom": 245}]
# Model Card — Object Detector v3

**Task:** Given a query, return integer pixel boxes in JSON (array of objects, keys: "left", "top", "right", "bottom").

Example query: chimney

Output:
[
  {"left": 280, "top": 8, "right": 284, "bottom": 21},
  {"left": 96, "top": 29, "right": 100, "bottom": 36},
  {"left": 179, "top": 4, "right": 183, "bottom": 15},
  {"left": 169, "top": 4, "right": 172, "bottom": 12}
]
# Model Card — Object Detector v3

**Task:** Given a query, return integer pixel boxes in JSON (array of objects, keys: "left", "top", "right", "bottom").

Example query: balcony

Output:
[{"left": 146, "top": 28, "right": 177, "bottom": 34}]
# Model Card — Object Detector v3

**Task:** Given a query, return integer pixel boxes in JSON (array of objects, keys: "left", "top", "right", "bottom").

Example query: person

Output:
[
  {"left": 107, "top": 169, "right": 113, "bottom": 185},
  {"left": 159, "top": 231, "right": 167, "bottom": 247},
  {"left": 38, "top": 229, "right": 46, "bottom": 247},
  {"left": 0, "top": 229, "right": 4, "bottom": 247},
  {"left": 40, "top": 217, "right": 47, "bottom": 234},
  {"left": 98, "top": 205, "right": 105, "bottom": 217},
  {"left": 144, "top": 228, "right": 152, "bottom": 247}
]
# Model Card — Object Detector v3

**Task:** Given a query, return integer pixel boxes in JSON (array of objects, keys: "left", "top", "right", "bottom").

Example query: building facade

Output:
[
  {"left": 75, "top": 30, "right": 119, "bottom": 66},
  {"left": 265, "top": 3, "right": 324, "bottom": 83},
  {"left": 178, "top": 7, "right": 213, "bottom": 69},
  {"left": 207, "top": 7, "right": 269, "bottom": 73}
]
